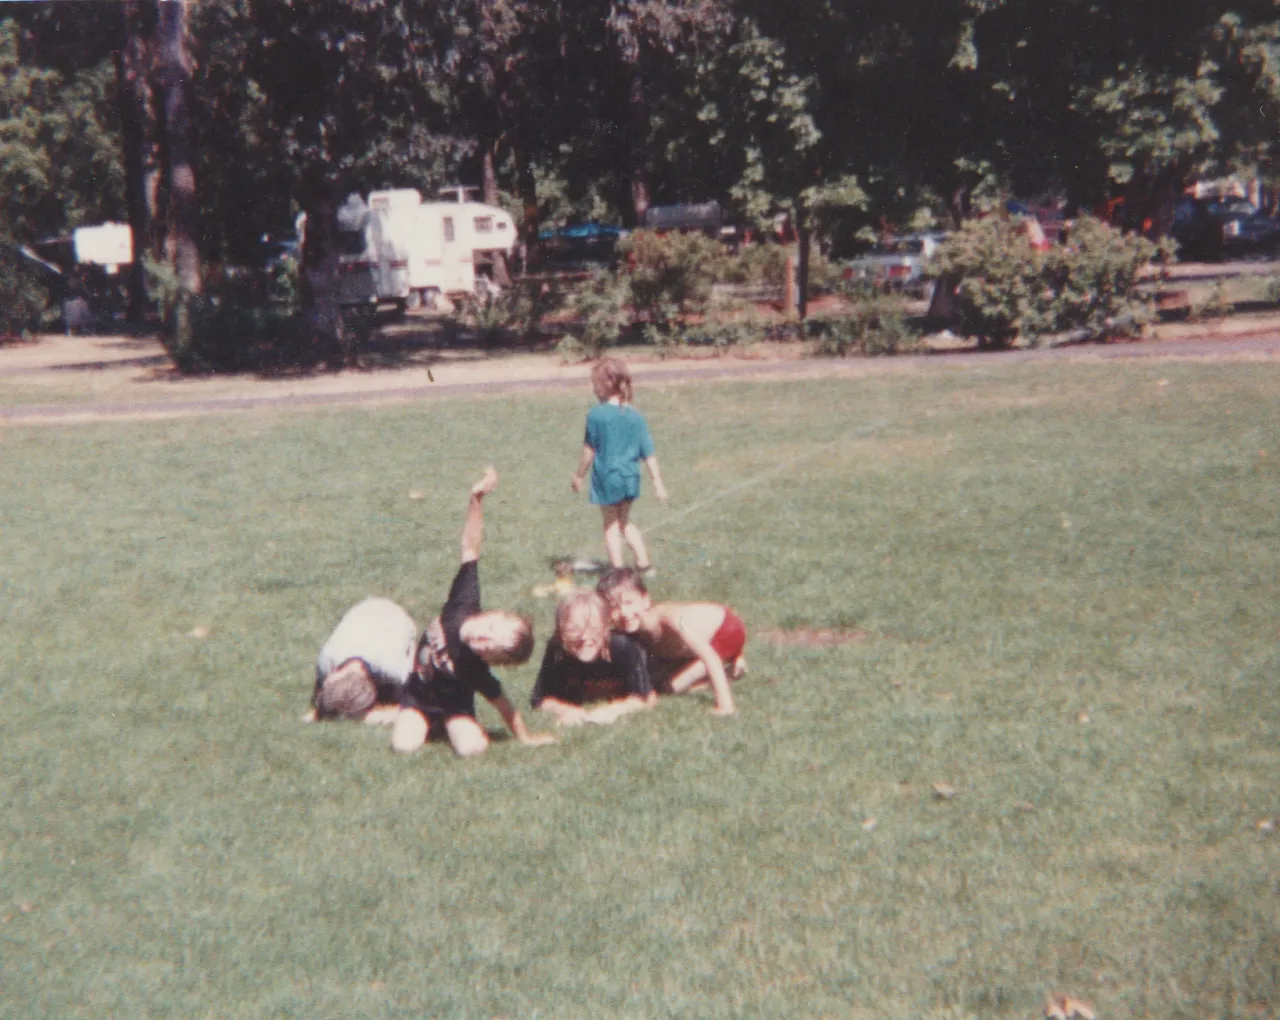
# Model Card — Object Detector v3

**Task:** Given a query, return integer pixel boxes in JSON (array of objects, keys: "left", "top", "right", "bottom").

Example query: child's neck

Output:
[{"left": 606, "top": 395, "right": 622, "bottom": 405}]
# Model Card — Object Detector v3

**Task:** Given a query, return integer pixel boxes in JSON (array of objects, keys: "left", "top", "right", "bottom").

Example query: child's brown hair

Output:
[
  {"left": 590, "top": 357, "right": 633, "bottom": 404},
  {"left": 596, "top": 566, "right": 647, "bottom": 602}
]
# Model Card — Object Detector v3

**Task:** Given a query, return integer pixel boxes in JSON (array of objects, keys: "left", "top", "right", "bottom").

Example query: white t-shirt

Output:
[{"left": 316, "top": 597, "right": 419, "bottom": 691}]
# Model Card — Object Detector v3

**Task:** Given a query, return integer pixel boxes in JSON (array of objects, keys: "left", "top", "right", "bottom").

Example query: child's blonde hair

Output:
[
  {"left": 555, "top": 591, "right": 611, "bottom": 658},
  {"left": 591, "top": 357, "right": 633, "bottom": 404}
]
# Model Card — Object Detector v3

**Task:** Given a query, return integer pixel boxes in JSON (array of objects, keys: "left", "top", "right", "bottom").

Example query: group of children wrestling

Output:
[{"left": 305, "top": 359, "right": 746, "bottom": 757}]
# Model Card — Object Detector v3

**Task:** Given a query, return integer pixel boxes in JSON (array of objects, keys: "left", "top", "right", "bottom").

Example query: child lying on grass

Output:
[
  {"left": 391, "top": 468, "right": 557, "bottom": 757},
  {"left": 596, "top": 568, "right": 745, "bottom": 717},
  {"left": 530, "top": 591, "right": 656, "bottom": 727},
  {"left": 305, "top": 596, "right": 422, "bottom": 725}
]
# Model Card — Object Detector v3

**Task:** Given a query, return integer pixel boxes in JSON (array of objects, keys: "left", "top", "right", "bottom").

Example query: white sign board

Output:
[{"left": 73, "top": 222, "right": 134, "bottom": 268}]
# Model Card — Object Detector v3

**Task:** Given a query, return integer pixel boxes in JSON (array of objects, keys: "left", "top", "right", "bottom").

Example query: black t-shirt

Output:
[
  {"left": 401, "top": 561, "right": 504, "bottom": 718},
  {"left": 530, "top": 632, "right": 651, "bottom": 708}
]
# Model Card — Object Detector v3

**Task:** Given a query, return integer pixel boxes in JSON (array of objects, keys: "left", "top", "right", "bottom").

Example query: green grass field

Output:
[{"left": 2, "top": 360, "right": 1277, "bottom": 1018}]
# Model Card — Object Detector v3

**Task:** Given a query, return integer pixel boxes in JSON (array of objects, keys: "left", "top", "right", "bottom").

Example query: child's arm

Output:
[
  {"left": 667, "top": 616, "right": 736, "bottom": 715},
  {"left": 644, "top": 455, "right": 669, "bottom": 502},
  {"left": 571, "top": 444, "right": 594, "bottom": 493},
  {"left": 486, "top": 692, "right": 558, "bottom": 746},
  {"left": 536, "top": 697, "right": 592, "bottom": 727},
  {"left": 580, "top": 691, "right": 657, "bottom": 725},
  {"left": 460, "top": 467, "right": 498, "bottom": 563}
]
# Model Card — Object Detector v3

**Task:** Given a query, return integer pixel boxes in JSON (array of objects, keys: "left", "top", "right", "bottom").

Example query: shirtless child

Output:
[
  {"left": 391, "top": 468, "right": 556, "bottom": 757},
  {"left": 531, "top": 591, "right": 656, "bottom": 727},
  {"left": 596, "top": 568, "right": 745, "bottom": 717}
]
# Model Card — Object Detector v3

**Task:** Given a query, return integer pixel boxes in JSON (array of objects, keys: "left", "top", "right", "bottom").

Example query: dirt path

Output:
[{"left": 2, "top": 319, "right": 1279, "bottom": 426}]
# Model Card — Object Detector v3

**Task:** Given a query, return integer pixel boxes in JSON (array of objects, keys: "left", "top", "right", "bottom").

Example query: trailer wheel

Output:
[
  {"left": 405, "top": 289, "right": 425, "bottom": 311},
  {"left": 424, "top": 287, "right": 442, "bottom": 311}
]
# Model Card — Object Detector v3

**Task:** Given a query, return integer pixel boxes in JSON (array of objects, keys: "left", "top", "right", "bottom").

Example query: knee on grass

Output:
[
  {"left": 390, "top": 709, "right": 429, "bottom": 754},
  {"left": 446, "top": 716, "right": 490, "bottom": 757}
]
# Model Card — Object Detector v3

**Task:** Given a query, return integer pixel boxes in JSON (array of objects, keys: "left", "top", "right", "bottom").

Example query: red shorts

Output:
[{"left": 709, "top": 609, "right": 747, "bottom": 662}]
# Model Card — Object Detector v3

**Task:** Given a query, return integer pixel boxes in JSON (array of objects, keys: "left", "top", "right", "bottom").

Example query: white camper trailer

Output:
[{"left": 349, "top": 188, "right": 517, "bottom": 309}]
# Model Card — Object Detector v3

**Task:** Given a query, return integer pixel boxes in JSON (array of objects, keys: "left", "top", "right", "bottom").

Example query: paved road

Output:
[{"left": 2, "top": 331, "right": 1279, "bottom": 425}]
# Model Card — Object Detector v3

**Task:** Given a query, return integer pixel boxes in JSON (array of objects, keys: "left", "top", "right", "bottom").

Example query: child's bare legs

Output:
[
  {"left": 673, "top": 656, "right": 746, "bottom": 690},
  {"left": 601, "top": 501, "right": 651, "bottom": 570}
]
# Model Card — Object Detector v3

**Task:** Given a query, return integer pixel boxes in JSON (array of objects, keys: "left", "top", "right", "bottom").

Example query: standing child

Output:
[{"left": 571, "top": 358, "right": 669, "bottom": 571}]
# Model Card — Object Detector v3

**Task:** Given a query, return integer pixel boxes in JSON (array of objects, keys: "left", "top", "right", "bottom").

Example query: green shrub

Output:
[
  {"left": 928, "top": 215, "right": 1044, "bottom": 348},
  {"left": 453, "top": 277, "right": 565, "bottom": 348},
  {"left": 1040, "top": 215, "right": 1170, "bottom": 340},
  {"left": 621, "top": 229, "right": 727, "bottom": 336},
  {"left": 163, "top": 301, "right": 311, "bottom": 374},
  {"left": 809, "top": 281, "right": 917, "bottom": 356},
  {"left": 566, "top": 268, "right": 629, "bottom": 357},
  {"left": 721, "top": 243, "right": 790, "bottom": 287},
  {"left": 0, "top": 243, "right": 50, "bottom": 339},
  {"left": 930, "top": 213, "right": 1168, "bottom": 347}
]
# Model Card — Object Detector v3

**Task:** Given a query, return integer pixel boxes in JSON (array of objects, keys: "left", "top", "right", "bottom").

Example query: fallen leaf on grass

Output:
[
  {"left": 187, "top": 626, "right": 210, "bottom": 640},
  {"left": 0, "top": 915, "right": 9, "bottom": 924},
  {"left": 1259, "top": 450, "right": 1268, "bottom": 458},
  {"left": 1015, "top": 801, "right": 1037, "bottom": 813},
  {"left": 408, "top": 490, "right": 425, "bottom": 500},
  {"left": 18, "top": 902, "right": 34, "bottom": 914},
  {"left": 1157, "top": 378, "right": 1170, "bottom": 388},
  {"left": 936, "top": 691, "right": 954, "bottom": 702},
  {"left": 370, "top": 981, "right": 386, "bottom": 991},
  {"left": 1046, "top": 994, "right": 1096, "bottom": 1020},
  {"left": 1077, "top": 711, "right": 1091, "bottom": 724},
  {"left": 861, "top": 817, "right": 878, "bottom": 832},
  {"left": 1258, "top": 817, "right": 1276, "bottom": 835},
  {"left": 932, "top": 782, "right": 958, "bottom": 800}
]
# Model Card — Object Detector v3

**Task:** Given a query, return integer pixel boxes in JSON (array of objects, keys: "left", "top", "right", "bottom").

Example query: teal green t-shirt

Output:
[{"left": 584, "top": 402, "right": 655, "bottom": 506}]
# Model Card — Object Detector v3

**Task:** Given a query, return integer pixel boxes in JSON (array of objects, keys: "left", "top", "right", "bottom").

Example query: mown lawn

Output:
[{"left": 1, "top": 360, "right": 1277, "bottom": 1018}]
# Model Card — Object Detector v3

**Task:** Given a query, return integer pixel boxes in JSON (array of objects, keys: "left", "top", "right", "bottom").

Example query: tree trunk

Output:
[
  {"left": 514, "top": 142, "right": 539, "bottom": 271},
  {"left": 796, "top": 201, "right": 811, "bottom": 320},
  {"left": 482, "top": 146, "right": 510, "bottom": 285},
  {"left": 155, "top": 0, "right": 202, "bottom": 344},
  {"left": 115, "top": 0, "right": 153, "bottom": 325},
  {"left": 299, "top": 170, "right": 349, "bottom": 367},
  {"left": 627, "top": 62, "right": 651, "bottom": 227}
]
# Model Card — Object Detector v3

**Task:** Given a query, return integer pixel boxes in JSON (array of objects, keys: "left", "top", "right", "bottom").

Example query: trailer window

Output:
[
  {"left": 474, "top": 216, "right": 493, "bottom": 233},
  {"left": 443, "top": 217, "right": 455, "bottom": 243}
]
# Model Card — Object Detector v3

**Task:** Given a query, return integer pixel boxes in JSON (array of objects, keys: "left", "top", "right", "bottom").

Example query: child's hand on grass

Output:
[
  {"left": 554, "top": 705, "right": 589, "bottom": 727},
  {"left": 520, "top": 731, "right": 559, "bottom": 747}
]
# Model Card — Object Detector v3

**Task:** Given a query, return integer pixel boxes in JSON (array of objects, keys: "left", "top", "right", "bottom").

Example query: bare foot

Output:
[{"left": 472, "top": 466, "right": 499, "bottom": 497}]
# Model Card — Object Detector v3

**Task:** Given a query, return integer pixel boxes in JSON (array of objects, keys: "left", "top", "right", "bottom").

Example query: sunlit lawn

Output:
[{"left": 1, "top": 359, "right": 1277, "bottom": 1018}]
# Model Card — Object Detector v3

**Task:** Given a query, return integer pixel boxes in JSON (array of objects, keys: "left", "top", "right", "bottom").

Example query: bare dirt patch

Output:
[{"left": 759, "top": 627, "right": 868, "bottom": 647}]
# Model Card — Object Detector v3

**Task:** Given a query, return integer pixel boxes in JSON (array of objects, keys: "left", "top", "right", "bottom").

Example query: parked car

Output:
[
  {"left": 1171, "top": 198, "right": 1280, "bottom": 259},
  {"left": 841, "top": 233, "right": 945, "bottom": 292},
  {"left": 1211, "top": 199, "right": 1280, "bottom": 255}
]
